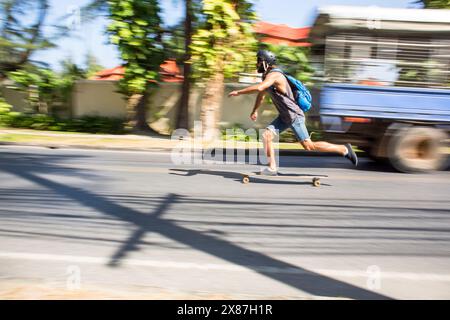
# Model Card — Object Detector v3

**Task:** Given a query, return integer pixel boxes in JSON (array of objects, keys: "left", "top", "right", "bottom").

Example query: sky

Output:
[{"left": 31, "top": 0, "right": 419, "bottom": 71}]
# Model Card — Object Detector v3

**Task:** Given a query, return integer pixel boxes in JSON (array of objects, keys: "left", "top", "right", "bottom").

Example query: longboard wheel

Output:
[
  {"left": 312, "top": 178, "right": 321, "bottom": 187},
  {"left": 242, "top": 176, "right": 250, "bottom": 184}
]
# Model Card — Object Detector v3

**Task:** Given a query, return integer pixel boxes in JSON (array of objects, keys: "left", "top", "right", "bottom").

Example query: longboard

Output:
[{"left": 240, "top": 172, "right": 328, "bottom": 187}]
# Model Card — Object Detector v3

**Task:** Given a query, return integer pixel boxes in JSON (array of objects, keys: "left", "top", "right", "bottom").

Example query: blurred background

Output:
[
  {"left": 0, "top": 0, "right": 449, "bottom": 172},
  {"left": 1, "top": 1, "right": 450, "bottom": 301}
]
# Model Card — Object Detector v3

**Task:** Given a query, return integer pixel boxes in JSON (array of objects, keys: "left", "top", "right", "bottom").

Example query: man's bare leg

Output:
[
  {"left": 300, "top": 139, "right": 358, "bottom": 165},
  {"left": 300, "top": 139, "right": 346, "bottom": 154},
  {"left": 263, "top": 129, "right": 277, "bottom": 170}
]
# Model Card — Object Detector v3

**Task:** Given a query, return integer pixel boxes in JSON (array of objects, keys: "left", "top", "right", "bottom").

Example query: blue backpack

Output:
[{"left": 271, "top": 68, "right": 312, "bottom": 112}]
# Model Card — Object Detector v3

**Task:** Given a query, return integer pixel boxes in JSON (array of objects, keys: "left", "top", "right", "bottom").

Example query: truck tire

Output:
[{"left": 387, "top": 126, "right": 448, "bottom": 173}]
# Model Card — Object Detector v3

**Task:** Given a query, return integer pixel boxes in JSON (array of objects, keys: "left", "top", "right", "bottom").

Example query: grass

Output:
[
  {"left": 0, "top": 127, "right": 117, "bottom": 135},
  {"left": 0, "top": 133, "right": 117, "bottom": 144}
]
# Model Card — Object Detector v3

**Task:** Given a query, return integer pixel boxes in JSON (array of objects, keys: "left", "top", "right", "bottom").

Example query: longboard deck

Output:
[{"left": 240, "top": 172, "right": 328, "bottom": 187}]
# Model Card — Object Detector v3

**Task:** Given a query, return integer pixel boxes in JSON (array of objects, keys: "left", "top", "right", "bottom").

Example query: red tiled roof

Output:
[
  {"left": 90, "top": 66, "right": 124, "bottom": 81},
  {"left": 255, "top": 21, "right": 310, "bottom": 42},
  {"left": 159, "top": 59, "right": 184, "bottom": 83},
  {"left": 90, "top": 60, "right": 183, "bottom": 82}
]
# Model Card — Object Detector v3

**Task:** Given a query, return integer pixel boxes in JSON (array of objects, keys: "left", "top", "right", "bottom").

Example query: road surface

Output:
[{"left": 0, "top": 145, "right": 449, "bottom": 299}]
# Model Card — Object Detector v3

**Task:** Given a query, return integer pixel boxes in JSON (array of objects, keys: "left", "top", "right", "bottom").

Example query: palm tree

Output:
[{"left": 0, "top": 0, "right": 54, "bottom": 79}]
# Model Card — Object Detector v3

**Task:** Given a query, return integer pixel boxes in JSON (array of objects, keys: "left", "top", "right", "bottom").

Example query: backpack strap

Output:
[{"left": 265, "top": 68, "right": 298, "bottom": 104}]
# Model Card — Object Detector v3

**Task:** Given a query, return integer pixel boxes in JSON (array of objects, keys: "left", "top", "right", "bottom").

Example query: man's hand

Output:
[
  {"left": 250, "top": 111, "right": 258, "bottom": 121},
  {"left": 228, "top": 90, "right": 240, "bottom": 97}
]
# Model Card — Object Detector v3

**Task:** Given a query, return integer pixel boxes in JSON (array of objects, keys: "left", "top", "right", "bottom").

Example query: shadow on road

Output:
[
  {"left": 169, "top": 169, "right": 332, "bottom": 186},
  {"left": 0, "top": 150, "right": 392, "bottom": 299}
]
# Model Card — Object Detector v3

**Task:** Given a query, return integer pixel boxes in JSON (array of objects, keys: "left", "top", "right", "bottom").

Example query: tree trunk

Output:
[
  {"left": 135, "top": 90, "right": 150, "bottom": 131},
  {"left": 175, "top": 0, "right": 193, "bottom": 131},
  {"left": 200, "top": 71, "right": 224, "bottom": 141},
  {"left": 126, "top": 89, "right": 155, "bottom": 133}
]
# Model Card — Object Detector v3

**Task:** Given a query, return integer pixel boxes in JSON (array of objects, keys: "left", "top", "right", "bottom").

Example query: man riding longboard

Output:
[{"left": 228, "top": 50, "right": 358, "bottom": 175}]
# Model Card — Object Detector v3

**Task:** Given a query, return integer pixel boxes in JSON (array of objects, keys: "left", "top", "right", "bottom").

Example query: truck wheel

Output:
[{"left": 387, "top": 126, "right": 448, "bottom": 173}]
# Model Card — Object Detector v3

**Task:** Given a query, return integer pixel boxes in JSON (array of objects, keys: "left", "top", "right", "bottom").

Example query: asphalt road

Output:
[{"left": 0, "top": 145, "right": 449, "bottom": 299}]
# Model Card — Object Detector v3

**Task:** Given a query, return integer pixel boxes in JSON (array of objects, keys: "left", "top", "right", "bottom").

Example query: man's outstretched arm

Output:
[
  {"left": 249, "top": 91, "right": 266, "bottom": 121},
  {"left": 228, "top": 72, "right": 277, "bottom": 97}
]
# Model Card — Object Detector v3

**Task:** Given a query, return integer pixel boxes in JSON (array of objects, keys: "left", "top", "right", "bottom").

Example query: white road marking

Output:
[{"left": 1, "top": 251, "right": 450, "bottom": 282}]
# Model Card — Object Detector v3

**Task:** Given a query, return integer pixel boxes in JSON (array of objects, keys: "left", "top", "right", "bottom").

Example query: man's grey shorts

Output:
[{"left": 266, "top": 116, "right": 310, "bottom": 142}]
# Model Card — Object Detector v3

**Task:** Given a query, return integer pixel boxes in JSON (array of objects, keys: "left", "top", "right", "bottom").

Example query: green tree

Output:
[
  {"left": 60, "top": 57, "right": 86, "bottom": 80},
  {"left": 84, "top": 52, "right": 104, "bottom": 78},
  {"left": 415, "top": 0, "right": 450, "bottom": 8},
  {"left": 0, "top": 0, "right": 56, "bottom": 78},
  {"left": 59, "top": 57, "right": 94, "bottom": 117},
  {"left": 8, "top": 68, "right": 59, "bottom": 114},
  {"left": 163, "top": 0, "right": 203, "bottom": 131},
  {"left": 161, "top": 8, "right": 193, "bottom": 132},
  {"left": 163, "top": 22, "right": 186, "bottom": 62},
  {"left": 82, "top": 0, "right": 199, "bottom": 132},
  {"left": 7, "top": 58, "right": 86, "bottom": 116},
  {"left": 190, "top": 0, "right": 257, "bottom": 140},
  {"left": 85, "top": 0, "right": 165, "bottom": 132}
]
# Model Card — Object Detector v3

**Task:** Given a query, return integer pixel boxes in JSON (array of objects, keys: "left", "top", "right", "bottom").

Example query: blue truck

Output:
[{"left": 308, "top": 6, "right": 450, "bottom": 172}]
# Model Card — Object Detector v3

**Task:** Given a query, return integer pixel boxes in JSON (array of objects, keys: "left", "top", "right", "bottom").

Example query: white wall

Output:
[{"left": 72, "top": 80, "right": 279, "bottom": 134}]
